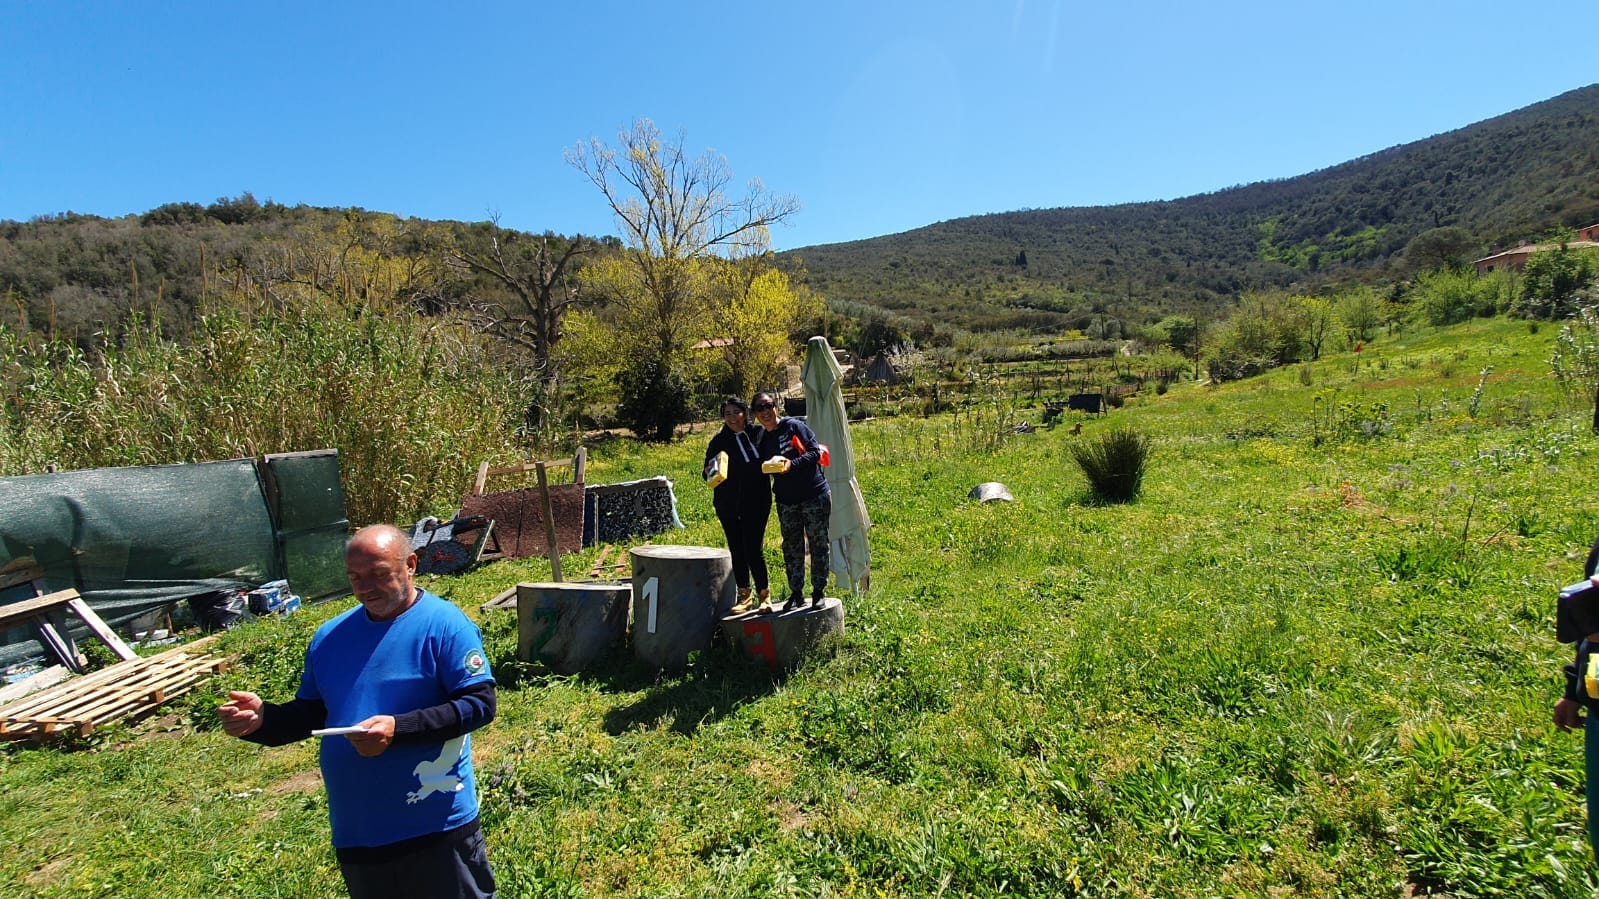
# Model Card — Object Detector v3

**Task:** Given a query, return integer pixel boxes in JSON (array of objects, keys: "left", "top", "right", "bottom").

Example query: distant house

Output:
[{"left": 1473, "top": 223, "right": 1599, "bottom": 274}]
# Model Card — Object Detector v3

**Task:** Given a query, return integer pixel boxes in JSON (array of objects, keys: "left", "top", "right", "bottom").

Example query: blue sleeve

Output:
[
  {"left": 294, "top": 627, "right": 328, "bottom": 704},
  {"left": 786, "top": 420, "right": 823, "bottom": 469},
  {"left": 391, "top": 608, "right": 494, "bottom": 743}
]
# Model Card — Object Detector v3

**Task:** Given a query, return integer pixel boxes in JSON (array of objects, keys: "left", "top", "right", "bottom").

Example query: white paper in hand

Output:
[{"left": 311, "top": 725, "right": 371, "bottom": 737}]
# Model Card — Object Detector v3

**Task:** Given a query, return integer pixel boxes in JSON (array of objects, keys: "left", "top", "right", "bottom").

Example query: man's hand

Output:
[
  {"left": 1555, "top": 696, "right": 1584, "bottom": 731},
  {"left": 348, "top": 715, "right": 396, "bottom": 757},
  {"left": 217, "top": 691, "right": 265, "bottom": 738}
]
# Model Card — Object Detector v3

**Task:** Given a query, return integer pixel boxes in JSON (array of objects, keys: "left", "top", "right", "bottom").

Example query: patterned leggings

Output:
[{"left": 777, "top": 493, "right": 831, "bottom": 600}]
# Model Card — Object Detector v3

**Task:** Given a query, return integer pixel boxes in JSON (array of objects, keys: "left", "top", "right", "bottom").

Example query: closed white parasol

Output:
[{"left": 800, "top": 336, "right": 871, "bottom": 594}]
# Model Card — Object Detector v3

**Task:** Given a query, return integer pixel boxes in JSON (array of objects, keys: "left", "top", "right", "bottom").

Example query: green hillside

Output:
[
  {"left": 5, "top": 87, "right": 1597, "bottom": 360},
  {"left": 791, "top": 84, "right": 1599, "bottom": 341}
]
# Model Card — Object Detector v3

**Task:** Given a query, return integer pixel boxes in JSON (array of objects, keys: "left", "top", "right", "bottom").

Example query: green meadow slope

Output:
[{"left": 3, "top": 317, "right": 1598, "bottom": 897}]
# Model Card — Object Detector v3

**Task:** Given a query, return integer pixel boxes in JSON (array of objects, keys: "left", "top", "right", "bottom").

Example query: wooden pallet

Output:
[
  {"left": 0, "top": 636, "right": 229, "bottom": 740},
  {"left": 587, "top": 543, "right": 639, "bottom": 579}
]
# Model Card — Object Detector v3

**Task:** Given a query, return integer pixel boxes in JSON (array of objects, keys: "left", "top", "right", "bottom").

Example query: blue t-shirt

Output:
[{"left": 297, "top": 590, "right": 493, "bottom": 848}]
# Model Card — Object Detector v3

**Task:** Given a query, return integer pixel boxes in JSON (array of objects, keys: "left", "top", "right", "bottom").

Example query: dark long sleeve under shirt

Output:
[{"left": 244, "top": 680, "right": 497, "bottom": 746}]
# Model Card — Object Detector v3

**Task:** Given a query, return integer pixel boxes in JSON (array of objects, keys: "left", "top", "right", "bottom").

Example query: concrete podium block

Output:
[
  {"left": 630, "top": 545, "right": 735, "bottom": 669},
  {"left": 720, "top": 597, "right": 845, "bottom": 670},
  {"left": 516, "top": 581, "right": 631, "bottom": 674}
]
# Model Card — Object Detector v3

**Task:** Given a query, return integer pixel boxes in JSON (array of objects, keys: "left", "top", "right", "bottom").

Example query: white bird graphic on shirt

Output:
[{"left": 406, "top": 735, "right": 466, "bottom": 804}]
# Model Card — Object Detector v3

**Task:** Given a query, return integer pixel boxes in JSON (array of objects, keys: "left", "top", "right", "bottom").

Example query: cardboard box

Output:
[{"left": 247, "top": 580, "right": 293, "bottom": 615}]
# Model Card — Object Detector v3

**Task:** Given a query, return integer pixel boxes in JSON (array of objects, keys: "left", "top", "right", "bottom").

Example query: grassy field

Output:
[{"left": 4, "top": 316, "right": 1599, "bottom": 897}]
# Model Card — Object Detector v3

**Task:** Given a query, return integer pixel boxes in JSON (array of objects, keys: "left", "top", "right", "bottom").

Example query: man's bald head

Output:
[
  {"left": 345, "top": 525, "right": 418, "bottom": 621},
  {"left": 347, "top": 524, "right": 410, "bottom": 561}
]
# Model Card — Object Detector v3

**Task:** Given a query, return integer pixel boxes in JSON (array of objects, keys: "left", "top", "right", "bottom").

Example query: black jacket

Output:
[
  {"left": 704, "top": 425, "right": 770, "bottom": 513},
  {"left": 1562, "top": 537, "right": 1599, "bottom": 706}
]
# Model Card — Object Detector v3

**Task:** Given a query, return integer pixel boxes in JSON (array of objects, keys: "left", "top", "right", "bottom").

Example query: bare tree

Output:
[
  {"left": 449, "top": 223, "right": 589, "bottom": 377},
  {"left": 566, "top": 118, "right": 799, "bottom": 364}
]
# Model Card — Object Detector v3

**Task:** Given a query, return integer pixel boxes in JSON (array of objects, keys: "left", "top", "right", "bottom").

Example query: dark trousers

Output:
[
  {"left": 777, "top": 493, "right": 831, "bottom": 600},
  {"left": 1588, "top": 714, "right": 1599, "bottom": 862},
  {"left": 716, "top": 494, "right": 771, "bottom": 591},
  {"left": 339, "top": 822, "right": 495, "bottom": 899}
]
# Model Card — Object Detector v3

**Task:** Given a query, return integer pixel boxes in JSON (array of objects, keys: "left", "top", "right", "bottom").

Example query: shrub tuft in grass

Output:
[{"left": 1070, "top": 427, "right": 1152, "bottom": 502}]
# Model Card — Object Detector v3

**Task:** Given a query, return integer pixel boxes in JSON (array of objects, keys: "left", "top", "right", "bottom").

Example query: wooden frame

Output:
[
  {"left": 0, "top": 589, "right": 137, "bottom": 674},
  {"left": 469, "top": 448, "right": 587, "bottom": 582}
]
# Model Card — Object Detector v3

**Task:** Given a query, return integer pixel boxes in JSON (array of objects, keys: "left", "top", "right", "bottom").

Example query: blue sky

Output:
[{"left": 2, "top": 1, "right": 1595, "bottom": 251}]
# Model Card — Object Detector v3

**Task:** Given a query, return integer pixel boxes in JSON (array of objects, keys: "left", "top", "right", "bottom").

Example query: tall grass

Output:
[
  {"left": 0, "top": 297, "right": 533, "bottom": 523},
  {"left": 1069, "top": 427, "right": 1152, "bottom": 502}
]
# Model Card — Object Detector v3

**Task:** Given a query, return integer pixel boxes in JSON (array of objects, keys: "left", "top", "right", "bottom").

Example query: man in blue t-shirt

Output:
[{"left": 218, "top": 525, "right": 497, "bottom": 898}]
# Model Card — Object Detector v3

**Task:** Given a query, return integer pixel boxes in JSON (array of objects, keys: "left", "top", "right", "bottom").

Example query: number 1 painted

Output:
[{"left": 643, "top": 576, "right": 659, "bottom": 634}]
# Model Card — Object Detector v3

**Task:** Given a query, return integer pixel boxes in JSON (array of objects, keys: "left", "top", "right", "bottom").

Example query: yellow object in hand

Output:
[
  {"left": 1586, "top": 652, "right": 1599, "bottom": 699},
  {"left": 706, "top": 451, "right": 728, "bottom": 488},
  {"left": 761, "top": 457, "right": 787, "bottom": 474}
]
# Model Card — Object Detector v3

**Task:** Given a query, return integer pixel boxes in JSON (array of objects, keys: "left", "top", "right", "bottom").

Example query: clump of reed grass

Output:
[
  {"left": 1070, "top": 427, "right": 1152, "bottom": 503},
  {"left": 0, "top": 296, "right": 535, "bottom": 524}
]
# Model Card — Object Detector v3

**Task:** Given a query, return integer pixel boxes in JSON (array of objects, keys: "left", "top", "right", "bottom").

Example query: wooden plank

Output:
[
  {"left": 3, "top": 674, "right": 145, "bottom": 717},
  {"left": 0, "top": 715, "right": 78, "bottom": 737},
  {"left": 585, "top": 541, "right": 642, "bottom": 580},
  {"left": 486, "top": 458, "right": 574, "bottom": 479},
  {"left": 34, "top": 611, "right": 85, "bottom": 673},
  {"left": 480, "top": 585, "right": 519, "bottom": 611},
  {"left": 587, "top": 545, "right": 613, "bottom": 578},
  {"left": 474, "top": 457, "right": 579, "bottom": 497},
  {"left": 65, "top": 685, "right": 167, "bottom": 723},
  {"left": 466, "top": 519, "right": 495, "bottom": 566},
  {"left": 3, "top": 637, "right": 221, "bottom": 704},
  {"left": 537, "top": 461, "right": 564, "bottom": 583},
  {"left": 0, "top": 588, "right": 80, "bottom": 628},
  {"left": 0, "top": 565, "right": 46, "bottom": 592},
  {"left": 67, "top": 675, "right": 188, "bottom": 722},
  {"left": 65, "top": 598, "right": 137, "bottom": 662},
  {"left": 0, "top": 665, "right": 71, "bottom": 705}
]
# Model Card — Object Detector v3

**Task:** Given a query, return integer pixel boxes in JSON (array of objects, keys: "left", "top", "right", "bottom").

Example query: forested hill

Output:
[
  {"left": 787, "top": 84, "right": 1599, "bottom": 341},
  {"left": 4, "top": 86, "right": 1597, "bottom": 353}
]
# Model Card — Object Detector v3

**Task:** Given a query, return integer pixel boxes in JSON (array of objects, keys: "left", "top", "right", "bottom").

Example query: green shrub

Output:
[
  {"left": 1069, "top": 426, "right": 1152, "bottom": 502},
  {"left": 615, "top": 357, "right": 691, "bottom": 441}
]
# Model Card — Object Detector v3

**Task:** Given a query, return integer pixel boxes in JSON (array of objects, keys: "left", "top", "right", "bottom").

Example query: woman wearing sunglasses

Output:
[{"left": 750, "top": 391, "right": 830, "bottom": 612}]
